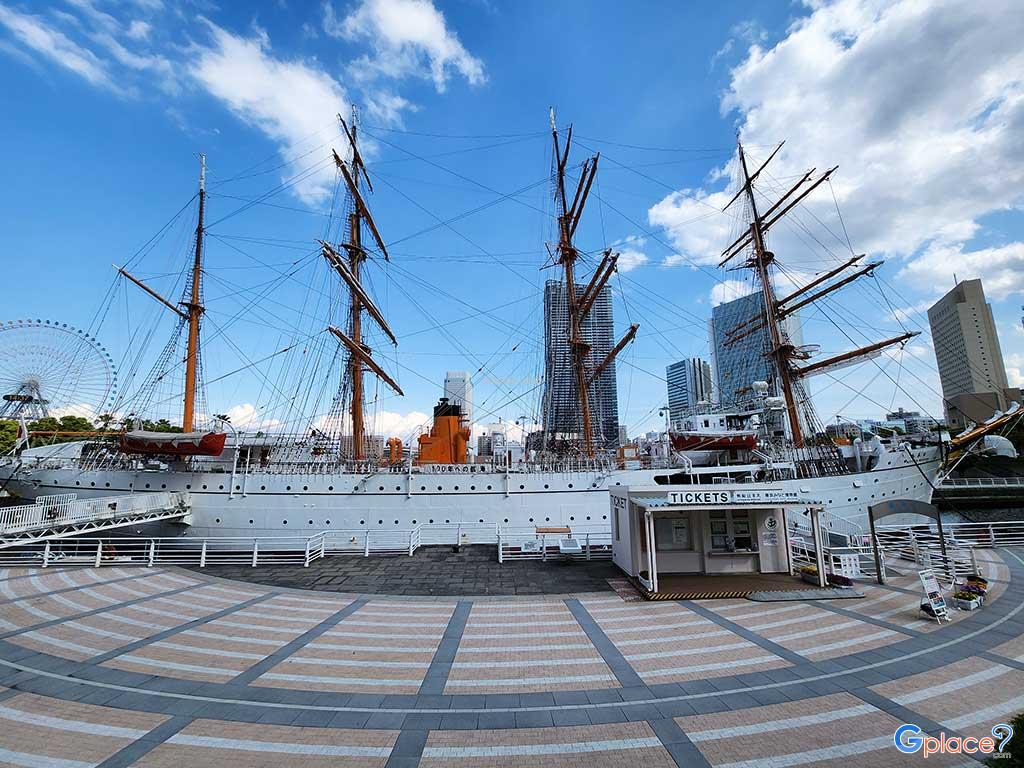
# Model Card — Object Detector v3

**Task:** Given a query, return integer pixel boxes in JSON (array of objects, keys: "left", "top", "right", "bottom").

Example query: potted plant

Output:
[
  {"left": 965, "top": 575, "right": 988, "bottom": 592},
  {"left": 959, "top": 583, "right": 986, "bottom": 604},
  {"left": 952, "top": 589, "right": 982, "bottom": 611},
  {"left": 799, "top": 565, "right": 820, "bottom": 584}
]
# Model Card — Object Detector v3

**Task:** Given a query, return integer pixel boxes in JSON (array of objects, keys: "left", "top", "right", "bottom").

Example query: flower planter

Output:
[{"left": 955, "top": 597, "right": 982, "bottom": 611}]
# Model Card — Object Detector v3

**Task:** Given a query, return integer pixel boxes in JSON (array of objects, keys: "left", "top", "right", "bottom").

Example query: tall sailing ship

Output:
[{"left": 6, "top": 112, "right": 993, "bottom": 537}]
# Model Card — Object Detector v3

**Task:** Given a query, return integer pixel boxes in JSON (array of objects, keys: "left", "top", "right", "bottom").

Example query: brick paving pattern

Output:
[{"left": 0, "top": 548, "right": 1019, "bottom": 767}]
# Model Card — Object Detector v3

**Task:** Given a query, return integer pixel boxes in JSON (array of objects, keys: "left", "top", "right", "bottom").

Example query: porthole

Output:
[
  {"left": 215, "top": 518, "right": 221, "bottom": 523},
  {"left": 586, "top": 516, "right": 591, "bottom": 521},
  {"left": 75, "top": 481, "right": 80, "bottom": 486},
  {"left": 470, "top": 485, "right": 476, "bottom": 491},
  {"left": 379, "top": 486, "right": 385, "bottom": 491},
  {"left": 478, "top": 518, "right": 484, "bottom": 523},
  {"left": 260, "top": 485, "right": 266, "bottom": 490},
  {"left": 429, "top": 519, "right": 434, "bottom": 524},
  {"left": 421, "top": 486, "right": 426, "bottom": 491},
  {"left": 218, "top": 485, "right": 223, "bottom": 490},
  {"left": 145, "top": 483, "right": 151, "bottom": 488},
  {"left": 437, "top": 486, "right": 443, "bottom": 491},
  {"left": 286, "top": 485, "right": 291, "bottom": 491},
  {"left": 412, "top": 520, "right": 417, "bottom": 524},
  {"left": 544, "top": 484, "right": 549, "bottom": 489},
  {"left": 303, "top": 486, "right": 309, "bottom": 491},
  {"left": 249, "top": 519, "right": 254, "bottom": 524},
  {"left": 487, "top": 485, "right": 493, "bottom": 490},
  {"left": 545, "top": 517, "right": 550, "bottom": 522},
  {"left": 519, "top": 484, "right": 525, "bottom": 490},
  {"left": 360, "top": 520, "right": 365, "bottom": 525},
  {"left": 308, "top": 520, "right": 313, "bottom": 525},
  {"left": 454, "top": 486, "right": 460, "bottom": 491},
  {"left": 283, "top": 520, "right": 288, "bottom": 525},
  {"left": 328, "top": 486, "right": 334, "bottom": 491},
  {"left": 529, "top": 518, "right": 534, "bottom": 522},
  {"left": 395, "top": 520, "right": 399, "bottom": 525},
  {"left": 592, "top": 483, "right": 597, "bottom": 488},
  {"left": 569, "top": 516, "right": 575, "bottom": 521},
  {"left": 445, "top": 519, "right": 450, "bottom": 523},
  {"left": 378, "top": 520, "right": 383, "bottom": 525},
  {"left": 90, "top": 482, "right": 95, "bottom": 487},
  {"left": 503, "top": 518, "right": 509, "bottom": 523},
  {"left": 326, "top": 520, "right": 331, "bottom": 525},
  {"left": 163, "top": 484, "right": 168, "bottom": 489},
  {"left": 568, "top": 483, "right": 574, "bottom": 488},
  {"left": 105, "top": 482, "right": 110, "bottom": 487},
  {"left": 395, "top": 486, "right": 401, "bottom": 491},
  {"left": 202, "top": 484, "right": 207, "bottom": 490}
]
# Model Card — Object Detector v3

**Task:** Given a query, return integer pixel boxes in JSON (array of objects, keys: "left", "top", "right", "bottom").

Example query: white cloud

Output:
[
  {"left": 189, "top": 20, "right": 350, "bottom": 203},
  {"left": 223, "top": 403, "right": 284, "bottom": 431},
  {"left": 315, "top": 408, "right": 430, "bottom": 439},
  {"left": 648, "top": 188, "right": 738, "bottom": 267},
  {"left": 711, "top": 279, "right": 754, "bottom": 306},
  {"left": 613, "top": 235, "right": 649, "bottom": 272},
  {"left": 1006, "top": 353, "right": 1023, "bottom": 388},
  {"left": 325, "top": 0, "right": 485, "bottom": 92},
  {"left": 125, "top": 20, "right": 151, "bottom": 40},
  {"left": 650, "top": 0, "right": 1024, "bottom": 298},
  {"left": 0, "top": 4, "right": 113, "bottom": 89},
  {"left": 898, "top": 242, "right": 1024, "bottom": 301}
]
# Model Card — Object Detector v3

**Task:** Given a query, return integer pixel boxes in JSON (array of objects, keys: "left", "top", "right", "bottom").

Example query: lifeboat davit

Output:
[
  {"left": 120, "top": 430, "right": 228, "bottom": 457},
  {"left": 669, "top": 431, "right": 758, "bottom": 451}
]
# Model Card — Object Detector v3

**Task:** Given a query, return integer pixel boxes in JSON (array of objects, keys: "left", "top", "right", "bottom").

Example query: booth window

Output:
[{"left": 709, "top": 509, "right": 756, "bottom": 552}]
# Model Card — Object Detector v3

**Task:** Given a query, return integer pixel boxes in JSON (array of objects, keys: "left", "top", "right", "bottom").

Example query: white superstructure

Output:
[{"left": 0, "top": 438, "right": 940, "bottom": 538}]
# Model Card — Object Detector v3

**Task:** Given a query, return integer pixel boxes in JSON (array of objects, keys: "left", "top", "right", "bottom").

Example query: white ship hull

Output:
[{"left": 0, "top": 444, "right": 941, "bottom": 537}]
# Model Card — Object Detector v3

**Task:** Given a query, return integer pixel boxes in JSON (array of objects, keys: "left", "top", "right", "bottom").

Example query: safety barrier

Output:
[{"left": 497, "top": 526, "right": 612, "bottom": 563}]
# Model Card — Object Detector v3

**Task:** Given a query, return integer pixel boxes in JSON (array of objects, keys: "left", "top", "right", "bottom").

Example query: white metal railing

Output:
[
  {"left": 0, "top": 534, "right": 327, "bottom": 568},
  {"left": 875, "top": 521, "right": 1024, "bottom": 550},
  {"left": 497, "top": 526, "right": 612, "bottom": 562},
  {"left": 939, "top": 477, "right": 1024, "bottom": 487},
  {"left": 0, "top": 492, "right": 187, "bottom": 535}
]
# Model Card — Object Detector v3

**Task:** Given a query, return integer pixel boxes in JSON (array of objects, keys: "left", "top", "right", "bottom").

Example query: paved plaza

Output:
[{"left": 0, "top": 547, "right": 1020, "bottom": 766}]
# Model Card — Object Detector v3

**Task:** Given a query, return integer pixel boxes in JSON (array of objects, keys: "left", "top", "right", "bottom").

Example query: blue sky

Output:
[{"left": 1, "top": 0, "right": 1023, "bottom": 439}]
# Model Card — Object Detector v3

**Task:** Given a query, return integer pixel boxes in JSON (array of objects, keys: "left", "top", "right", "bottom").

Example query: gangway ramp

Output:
[{"left": 0, "top": 491, "right": 190, "bottom": 548}]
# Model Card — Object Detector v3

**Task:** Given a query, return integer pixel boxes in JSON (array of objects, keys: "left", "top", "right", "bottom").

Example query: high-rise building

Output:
[
  {"left": 709, "top": 292, "right": 803, "bottom": 405},
  {"left": 666, "top": 358, "right": 712, "bottom": 423},
  {"left": 442, "top": 371, "right": 472, "bottom": 426},
  {"left": 928, "top": 279, "right": 1021, "bottom": 428},
  {"left": 541, "top": 279, "right": 620, "bottom": 450}
]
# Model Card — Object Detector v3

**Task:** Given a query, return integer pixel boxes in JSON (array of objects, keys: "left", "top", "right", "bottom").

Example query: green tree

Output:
[
  {"left": 0, "top": 420, "right": 18, "bottom": 454},
  {"left": 988, "top": 711, "right": 1022, "bottom": 765}
]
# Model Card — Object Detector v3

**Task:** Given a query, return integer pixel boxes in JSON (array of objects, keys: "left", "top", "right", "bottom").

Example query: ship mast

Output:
[
  {"left": 725, "top": 139, "right": 918, "bottom": 448},
  {"left": 735, "top": 141, "right": 803, "bottom": 445},
  {"left": 324, "top": 107, "right": 402, "bottom": 461},
  {"left": 548, "top": 110, "right": 638, "bottom": 458},
  {"left": 182, "top": 153, "right": 206, "bottom": 433}
]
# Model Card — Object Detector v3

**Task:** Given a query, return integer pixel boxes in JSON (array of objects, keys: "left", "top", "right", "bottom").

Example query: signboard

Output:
[
  {"left": 761, "top": 531, "right": 779, "bottom": 547},
  {"left": 666, "top": 489, "right": 822, "bottom": 506},
  {"left": 671, "top": 519, "right": 690, "bottom": 547},
  {"left": 420, "top": 464, "right": 488, "bottom": 474},
  {"left": 918, "top": 568, "right": 950, "bottom": 622}
]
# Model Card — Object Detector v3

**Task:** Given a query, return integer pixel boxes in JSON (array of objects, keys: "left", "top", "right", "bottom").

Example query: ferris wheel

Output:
[{"left": 0, "top": 319, "right": 118, "bottom": 423}]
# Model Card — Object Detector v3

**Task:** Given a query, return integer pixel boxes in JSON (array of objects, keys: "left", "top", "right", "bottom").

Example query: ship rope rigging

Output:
[{"left": 46, "top": 115, "right": 1000, "bottom": 471}]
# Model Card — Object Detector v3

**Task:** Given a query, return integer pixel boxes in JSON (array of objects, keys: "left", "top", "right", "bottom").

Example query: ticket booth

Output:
[{"left": 610, "top": 485, "right": 828, "bottom": 596}]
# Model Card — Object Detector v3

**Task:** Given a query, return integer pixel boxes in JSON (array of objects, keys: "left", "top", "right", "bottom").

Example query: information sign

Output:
[{"left": 918, "top": 568, "right": 950, "bottom": 622}]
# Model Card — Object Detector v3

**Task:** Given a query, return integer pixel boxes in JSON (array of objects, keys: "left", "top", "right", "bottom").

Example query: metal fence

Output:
[
  {"left": 0, "top": 534, "right": 327, "bottom": 568},
  {"left": 497, "top": 526, "right": 612, "bottom": 562},
  {"left": 0, "top": 492, "right": 186, "bottom": 535}
]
